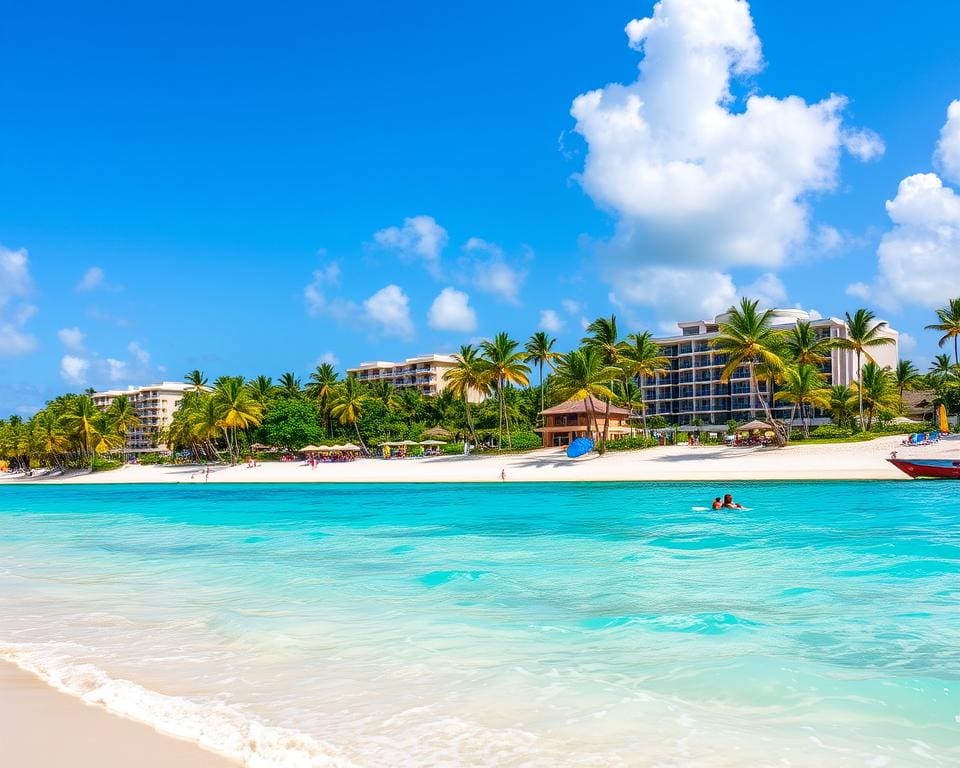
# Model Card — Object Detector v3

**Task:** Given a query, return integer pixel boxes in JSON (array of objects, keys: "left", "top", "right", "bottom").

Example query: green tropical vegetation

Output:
[{"left": 5, "top": 296, "right": 960, "bottom": 472}]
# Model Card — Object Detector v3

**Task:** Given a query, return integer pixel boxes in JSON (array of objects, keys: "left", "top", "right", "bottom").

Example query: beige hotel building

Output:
[
  {"left": 92, "top": 381, "right": 196, "bottom": 451},
  {"left": 347, "top": 354, "right": 483, "bottom": 402}
]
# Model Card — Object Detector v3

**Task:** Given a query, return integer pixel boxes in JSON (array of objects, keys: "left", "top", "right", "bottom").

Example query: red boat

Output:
[{"left": 887, "top": 458, "right": 960, "bottom": 479}]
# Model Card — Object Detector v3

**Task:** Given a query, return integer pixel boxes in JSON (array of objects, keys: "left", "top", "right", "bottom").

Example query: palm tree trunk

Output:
[
  {"left": 600, "top": 395, "right": 612, "bottom": 455},
  {"left": 496, "top": 379, "right": 504, "bottom": 450},
  {"left": 539, "top": 362, "right": 545, "bottom": 426},
  {"left": 353, "top": 421, "right": 368, "bottom": 455},
  {"left": 856, "top": 349, "right": 864, "bottom": 429},
  {"left": 750, "top": 362, "right": 785, "bottom": 447},
  {"left": 640, "top": 393, "right": 648, "bottom": 438}
]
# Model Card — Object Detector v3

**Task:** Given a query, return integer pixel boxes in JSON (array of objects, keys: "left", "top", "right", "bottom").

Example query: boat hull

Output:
[{"left": 887, "top": 458, "right": 960, "bottom": 479}]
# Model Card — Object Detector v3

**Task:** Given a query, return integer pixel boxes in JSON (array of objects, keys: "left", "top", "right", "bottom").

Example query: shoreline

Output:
[
  {"left": 2, "top": 434, "right": 955, "bottom": 485},
  {"left": 0, "top": 659, "right": 240, "bottom": 768}
]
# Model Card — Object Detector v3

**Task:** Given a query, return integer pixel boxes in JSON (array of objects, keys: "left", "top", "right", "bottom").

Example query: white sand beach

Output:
[
  {"left": 0, "top": 660, "right": 240, "bottom": 768},
  {"left": 4, "top": 434, "right": 957, "bottom": 485}
]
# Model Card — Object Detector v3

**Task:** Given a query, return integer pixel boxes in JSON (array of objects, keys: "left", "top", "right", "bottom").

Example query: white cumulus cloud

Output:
[
  {"left": 0, "top": 245, "right": 38, "bottom": 357},
  {"left": 363, "top": 284, "right": 414, "bottom": 340},
  {"left": 76, "top": 266, "right": 105, "bottom": 292},
  {"left": 105, "top": 358, "right": 128, "bottom": 382},
  {"left": 428, "top": 287, "right": 478, "bottom": 333},
  {"left": 373, "top": 215, "right": 448, "bottom": 278},
  {"left": 128, "top": 341, "right": 150, "bottom": 365},
  {"left": 459, "top": 238, "right": 526, "bottom": 304},
  {"left": 60, "top": 355, "right": 90, "bottom": 385},
  {"left": 742, "top": 272, "right": 788, "bottom": 309},
  {"left": 58, "top": 327, "right": 86, "bottom": 351},
  {"left": 538, "top": 309, "right": 565, "bottom": 333},
  {"left": 571, "top": 0, "right": 878, "bottom": 324},
  {"left": 935, "top": 99, "right": 960, "bottom": 185}
]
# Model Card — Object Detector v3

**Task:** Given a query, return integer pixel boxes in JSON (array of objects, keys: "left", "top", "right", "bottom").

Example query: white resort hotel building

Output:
[
  {"left": 644, "top": 309, "right": 899, "bottom": 427},
  {"left": 92, "top": 381, "right": 195, "bottom": 451},
  {"left": 348, "top": 354, "right": 483, "bottom": 402}
]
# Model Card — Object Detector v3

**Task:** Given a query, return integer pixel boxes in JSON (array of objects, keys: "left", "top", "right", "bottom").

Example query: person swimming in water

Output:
[
  {"left": 722, "top": 493, "right": 743, "bottom": 509},
  {"left": 711, "top": 497, "right": 722, "bottom": 509}
]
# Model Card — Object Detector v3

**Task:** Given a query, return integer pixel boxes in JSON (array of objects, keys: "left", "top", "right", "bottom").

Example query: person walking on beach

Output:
[{"left": 500, "top": 468, "right": 506, "bottom": 481}]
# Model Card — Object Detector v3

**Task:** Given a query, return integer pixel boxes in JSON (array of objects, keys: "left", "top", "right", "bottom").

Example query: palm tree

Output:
[
  {"left": 929, "top": 353, "right": 954, "bottom": 381},
  {"left": 184, "top": 370, "right": 208, "bottom": 393},
  {"left": 60, "top": 396, "right": 119, "bottom": 469},
  {"left": 785, "top": 320, "right": 834, "bottom": 366},
  {"left": 773, "top": 364, "right": 830, "bottom": 437},
  {"left": 582, "top": 315, "right": 621, "bottom": 454},
  {"left": 278, "top": 372, "right": 302, "bottom": 398},
  {"left": 834, "top": 308, "right": 896, "bottom": 428},
  {"left": 368, "top": 380, "right": 400, "bottom": 412},
  {"left": 33, "top": 409, "right": 68, "bottom": 464},
  {"left": 615, "top": 379, "right": 644, "bottom": 436},
  {"left": 524, "top": 332, "right": 560, "bottom": 424},
  {"left": 925, "top": 297, "right": 960, "bottom": 365},
  {"left": 479, "top": 333, "right": 530, "bottom": 449},
  {"left": 619, "top": 331, "right": 669, "bottom": 437},
  {"left": 306, "top": 363, "right": 339, "bottom": 433},
  {"left": 246, "top": 375, "right": 275, "bottom": 408},
  {"left": 551, "top": 347, "right": 621, "bottom": 449},
  {"left": 106, "top": 394, "right": 141, "bottom": 447},
  {"left": 856, "top": 362, "right": 898, "bottom": 430},
  {"left": 446, "top": 344, "right": 486, "bottom": 447},
  {"left": 211, "top": 376, "right": 263, "bottom": 463},
  {"left": 329, "top": 376, "right": 370, "bottom": 453},
  {"left": 711, "top": 298, "right": 789, "bottom": 446},
  {"left": 829, "top": 385, "right": 857, "bottom": 428},
  {"left": 894, "top": 360, "right": 920, "bottom": 404}
]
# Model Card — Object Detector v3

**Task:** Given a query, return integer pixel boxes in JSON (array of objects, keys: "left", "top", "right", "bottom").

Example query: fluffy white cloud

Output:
[
  {"left": 0, "top": 246, "right": 38, "bottom": 357},
  {"left": 428, "top": 287, "right": 478, "bottom": 333},
  {"left": 76, "top": 266, "right": 105, "bottom": 292},
  {"left": 317, "top": 351, "right": 339, "bottom": 367},
  {"left": 538, "top": 309, "right": 565, "bottom": 333},
  {"left": 853, "top": 171, "right": 960, "bottom": 308},
  {"left": 374, "top": 215, "right": 448, "bottom": 277},
  {"left": 561, "top": 299, "right": 582, "bottom": 316},
  {"left": 610, "top": 266, "right": 737, "bottom": 331},
  {"left": 60, "top": 355, "right": 89, "bottom": 385},
  {"left": 0, "top": 247, "right": 33, "bottom": 304},
  {"left": 363, "top": 284, "right": 414, "bottom": 340},
  {"left": 842, "top": 128, "right": 886, "bottom": 162},
  {"left": 742, "top": 272, "right": 788, "bottom": 308},
  {"left": 572, "top": 0, "right": 877, "bottom": 323},
  {"left": 935, "top": 100, "right": 960, "bottom": 185},
  {"left": 459, "top": 238, "right": 526, "bottom": 304},
  {"left": 105, "top": 358, "right": 128, "bottom": 382},
  {"left": 128, "top": 341, "right": 150, "bottom": 365},
  {"left": 304, "top": 260, "right": 340, "bottom": 313},
  {"left": 899, "top": 332, "right": 917, "bottom": 353},
  {"left": 58, "top": 327, "right": 86, "bottom": 351}
]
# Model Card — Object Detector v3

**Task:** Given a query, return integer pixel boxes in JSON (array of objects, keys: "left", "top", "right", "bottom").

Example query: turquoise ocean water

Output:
[{"left": 0, "top": 481, "right": 958, "bottom": 767}]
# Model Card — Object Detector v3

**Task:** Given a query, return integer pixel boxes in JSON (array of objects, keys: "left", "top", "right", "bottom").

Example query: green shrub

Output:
[
  {"left": 507, "top": 431, "right": 542, "bottom": 451},
  {"left": 441, "top": 442, "right": 466, "bottom": 455},
  {"left": 605, "top": 436, "right": 659, "bottom": 451},
  {"left": 809, "top": 424, "right": 853, "bottom": 439}
]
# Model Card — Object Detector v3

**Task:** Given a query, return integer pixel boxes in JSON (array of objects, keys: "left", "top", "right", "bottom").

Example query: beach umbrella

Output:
[
  {"left": 380, "top": 441, "right": 402, "bottom": 447},
  {"left": 400, "top": 439, "right": 419, "bottom": 446},
  {"left": 315, "top": 445, "right": 335, "bottom": 452},
  {"left": 424, "top": 425, "right": 452, "bottom": 438},
  {"left": 299, "top": 445, "right": 323, "bottom": 452},
  {"left": 419, "top": 439, "right": 447, "bottom": 446},
  {"left": 566, "top": 437, "right": 595, "bottom": 458},
  {"left": 738, "top": 420, "right": 773, "bottom": 432},
  {"left": 340, "top": 443, "right": 362, "bottom": 452},
  {"left": 939, "top": 404, "right": 950, "bottom": 433}
]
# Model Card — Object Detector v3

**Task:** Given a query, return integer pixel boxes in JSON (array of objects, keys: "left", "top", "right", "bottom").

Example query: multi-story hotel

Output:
[
  {"left": 92, "top": 381, "right": 197, "bottom": 450},
  {"left": 347, "top": 354, "right": 483, "bottom": 402},
  {"left": 642, "top": 309, "right": 899, "bottom": 426}
]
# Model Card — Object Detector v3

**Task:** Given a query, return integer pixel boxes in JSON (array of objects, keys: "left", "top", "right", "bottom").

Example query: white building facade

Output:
[
  {"left": 92, "top": 381, "right": 196, "bottom": 450},
  {"left": 347, "top": 354, "right": 483, "bottom": 402},
  {"left": 644, "top": 309, "right": 899, "bottom": 426}
]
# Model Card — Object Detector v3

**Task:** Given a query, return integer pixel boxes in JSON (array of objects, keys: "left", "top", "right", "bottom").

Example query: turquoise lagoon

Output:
[{"left": 0, "top": 481, "right": 958, "bottom": 766}]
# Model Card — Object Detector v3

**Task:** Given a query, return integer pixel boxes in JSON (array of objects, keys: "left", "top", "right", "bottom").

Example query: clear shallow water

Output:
[{"left": 0, "top": 481, "right": 958, "bottom": 767}]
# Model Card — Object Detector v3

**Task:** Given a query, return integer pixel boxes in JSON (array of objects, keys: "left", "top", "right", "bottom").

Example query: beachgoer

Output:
[
  {"left": 711, "top": 497, "right": 722, "bottom": 509},
  {"left": 500, "top": 468, "right": 506, "bottom": 481},
  {"left": 722, "top": 493, "right": 742, "bottom": 509}
]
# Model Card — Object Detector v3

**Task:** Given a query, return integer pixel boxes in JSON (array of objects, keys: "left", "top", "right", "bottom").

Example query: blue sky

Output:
[{"left": 3, "top": 0, "right": 960, "bottom": 415}]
